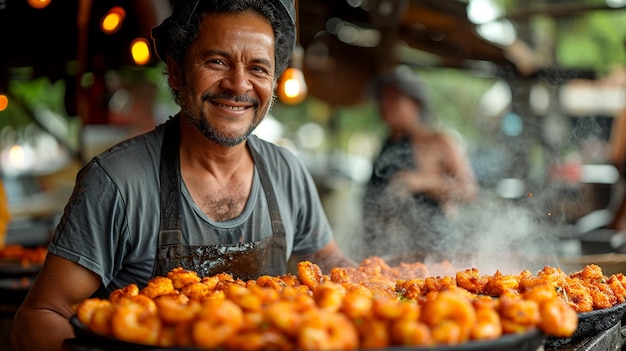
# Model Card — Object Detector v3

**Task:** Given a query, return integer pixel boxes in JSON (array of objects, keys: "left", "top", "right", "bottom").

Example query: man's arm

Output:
[
  {"left": 11, "top": 253, "right": 102, "bottom": 351},
  {"left": 294, "top": 239, "right": 357, "bottom": 273}
]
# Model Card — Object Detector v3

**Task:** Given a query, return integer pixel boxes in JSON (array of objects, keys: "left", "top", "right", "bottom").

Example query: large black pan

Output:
[
  {"left": 70, "top": 315, "right": 545, "bottom": 351},
  {"left": 544, "top": 301, "right": 626, "bottom": 348}
]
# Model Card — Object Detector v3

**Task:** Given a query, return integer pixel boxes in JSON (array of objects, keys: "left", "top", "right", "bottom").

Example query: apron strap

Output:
[
  {"left": 159, "top": 116, "right": 182, "bottom": 232},
  {"left": 155, "top": 116, "right": 184, "bottom": 274}
]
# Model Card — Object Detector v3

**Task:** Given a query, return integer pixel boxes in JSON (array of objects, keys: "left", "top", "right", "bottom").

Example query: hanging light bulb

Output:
[
  {"left": 277, "top": 45, "right": 308, "bottom": 105},
  {"left": 131, "top": 38, "right": 151, "bottom": 65},
  {"left": 101, "top": 6, "right": 126, "bottom": 34},
  {"left": 27, "top": 0, "right": 51, "bottom": 9},
  {"left": 0, "top": 94, "right": 8, "bottom": 112}
]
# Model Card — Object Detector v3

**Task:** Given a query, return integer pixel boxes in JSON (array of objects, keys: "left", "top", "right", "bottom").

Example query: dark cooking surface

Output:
[
  {"left": 70, "top": 315, "right": 545, "bottom": 351},
  {"left": 545, "top": 322, "right": 626, "bottom": 351},
  {"left": 545, "top": 301, "right": 626, "bottom": 348}
]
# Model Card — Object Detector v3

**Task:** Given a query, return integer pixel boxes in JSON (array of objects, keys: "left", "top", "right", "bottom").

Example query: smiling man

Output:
[{"left": 10, "top": 1, "right": 355, "bottom": 350}]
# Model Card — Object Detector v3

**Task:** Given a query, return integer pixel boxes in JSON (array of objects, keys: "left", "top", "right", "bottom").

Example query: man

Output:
[
  {"left": 361, "top": 66, "right": 478, "bottom": 261},
  {"left": 11, "top": 1, "right": 355, "bottom": 349}
]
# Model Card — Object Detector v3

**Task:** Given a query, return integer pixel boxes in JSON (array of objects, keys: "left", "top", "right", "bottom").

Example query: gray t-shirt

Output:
[{"left": 49, "top": 122, "right": 332, "bottom": 294}]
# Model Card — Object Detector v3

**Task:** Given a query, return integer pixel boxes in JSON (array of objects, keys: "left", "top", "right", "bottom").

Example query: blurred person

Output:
[
  {"left": 11, "top": 1, "right": 356, "bottom": 350},
  {"left": 361, "top": 66, "right": 478, "bottom": 260}
]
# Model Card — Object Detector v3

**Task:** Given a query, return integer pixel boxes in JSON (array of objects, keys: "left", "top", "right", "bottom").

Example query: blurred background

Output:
[{"left": 1, "top": 0, "right": 626, "bottom": 263}]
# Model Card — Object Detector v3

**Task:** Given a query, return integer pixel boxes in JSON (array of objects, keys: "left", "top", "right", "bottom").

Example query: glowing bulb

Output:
[
  {"left": 277, "top": 68, "right": 308, "bottom": 105},
  {"left": 0, "top": 95, "right": 8, "bottom": 111},
  {"left": 27, "top": 0, "right": 51, "bottom": 9},
  {"left": 131, "top": 38, "right": 151, "bottom": 65},
  {"left": 8, "top": 144, "right": 26, "bottom": 170},
  {"left": 101, "top": 6, "right": 126, "bottom": 34}
]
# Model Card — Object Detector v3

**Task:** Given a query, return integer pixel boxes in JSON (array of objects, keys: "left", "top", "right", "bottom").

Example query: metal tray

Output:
[{"left": 70, "top": 315, "right": 545, "bottom": 351}]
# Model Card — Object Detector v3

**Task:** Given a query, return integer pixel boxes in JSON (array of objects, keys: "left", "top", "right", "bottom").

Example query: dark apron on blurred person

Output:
[{"left": 152, "top": 116, "right": 287, "bottom": 280}]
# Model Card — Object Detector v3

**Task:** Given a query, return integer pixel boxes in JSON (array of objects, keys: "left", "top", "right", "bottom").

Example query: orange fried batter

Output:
[{"left": 75, "top": 261, "right": 626, "bottom": 351}]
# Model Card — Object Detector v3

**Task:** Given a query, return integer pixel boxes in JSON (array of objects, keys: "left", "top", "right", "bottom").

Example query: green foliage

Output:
[{"left": 556, "top": 11, "right": 626, "bottom": 73}]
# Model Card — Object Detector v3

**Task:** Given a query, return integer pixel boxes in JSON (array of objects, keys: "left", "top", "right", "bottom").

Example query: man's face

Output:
[{"left": 171, "top": 11, "right": 276, "bottom": 146}]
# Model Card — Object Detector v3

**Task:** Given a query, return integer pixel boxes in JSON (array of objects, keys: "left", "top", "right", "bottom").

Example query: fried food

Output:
[
  {"left": 74, "top": 260, "right": 626, "bottom": 350},
  {"left": 297, "top": 310, "right": 359, "bottom": 351},
  {"left": 0, "top": 244, "right": 47, "bottom": 266},
  {"left": 420, "top": 290, "right": 476, "bottom": 345},
  {"left": 111, "top": 299, "right": 161, "bottom": 345},
  {"left": 192, "top": 299, "right": 244, "bottom": 349}
]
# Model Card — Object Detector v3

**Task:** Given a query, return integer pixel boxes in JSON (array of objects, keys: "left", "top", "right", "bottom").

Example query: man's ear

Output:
[{"left": 167, "top": 55, "right": 182, "bottom": 90}]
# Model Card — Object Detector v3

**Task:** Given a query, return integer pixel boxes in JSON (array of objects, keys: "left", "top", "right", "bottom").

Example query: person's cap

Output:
[
  {"left": 368, "top": 65, "right": 427, "bottom": 104},
  {"left": 151, "top": 0, "right": 296, "bottom": 67}
]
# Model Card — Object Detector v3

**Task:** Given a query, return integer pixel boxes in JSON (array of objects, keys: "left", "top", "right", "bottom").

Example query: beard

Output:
[{"left": 179, "top": 89, "right": 275, "bottom": 147}]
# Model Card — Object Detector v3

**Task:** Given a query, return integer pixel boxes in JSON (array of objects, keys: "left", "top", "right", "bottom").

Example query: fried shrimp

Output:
[
  {"left": 298, "top": 261, "right": 325, "bottom": 290},
  {"left": 167, "top": 267, "right": 201, "bottom": 290},
  {"left": 523, "top": 284, "right": 559, "bottom": 304},
  {"left": 608, "top": 275, "right": 626, "bottom": 304},
  {"left": 313, "top": 281, "right": 346, "bottom": 312},
  {"left": 470, "top": 298, "right": 502, "bottom": 340},
  {"left": 329, "top": 267, "right": 351, "bottom": 284},
  {"left": 111, "top": 300, "right": 162, "bottom": 345},
  {"left": 484, "top": 270, "right": 520, "bottom": 296},
  {"left": 255, "top": 275, "right": 287, "bottom": 290},
  {"left": 109, "top": 283, "right": 139, "bottom": 302},
  {"left": 118, "top": 294, "right": 158, "bottom": 315},
  {"left": 589, "top": 284, "right": 616, "bottom": 309},
  {"left": 264, "top": 300, "right": 304, "bottom": 336},
  {"left": 180, "top": 276, "right": 219, "bottom": 301},
  {"left": 140, "top": 276, "right": 177, "bottom": 299},
  {"left": 498, "top": 295, "right": 540, "bottom": 334},
  {"left": 372, "top": 298, "right": 419, "bottom": 321},
  {"left": 225, "top": 284, "right": 264, "bottom": 312},
  {"left": 76, "top": 298, "right": 111, "bottom": 325},
  {"left": 389, "top": 319, "right": 433, "bottom": 347},
  {"left": 395, "top": 279, "right": 425, "bottom": 301},
  {"left": 356, "top": 318, "right": 389, "bottom": 349},
  {"left": 341, "top": 285, "right": 374, "bottom": 320},
  {"left": 456, "top": 268, "right": 487, "bottom": 294},
  {"left": 76, "top": 298, "right": 114, "bottom": 336},
  {"left": 571, "top": 264, "right": 604, "bottom": 281},
  {"left": 537, "top": 297, "right": 578, "bottom": 337},
  {"left": 297, "top": 310, "right": 359, "bottom": 351},
  {"left": 420, "top": 290, "right": 476, "bottom": 344},
  {"left": 192, "top": 299, "right": 244, "bottom": 349},
  {"left": 154, "top": 295, "right": 201, "bottom": 324},
  {"left": 224, "top": 329, "right": 293, "bottom": 351}
]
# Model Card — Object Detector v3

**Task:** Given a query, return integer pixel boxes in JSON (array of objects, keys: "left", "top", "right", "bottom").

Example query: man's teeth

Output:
[{"left": 216, "top": 103, "right": 245, "bottom": 111}]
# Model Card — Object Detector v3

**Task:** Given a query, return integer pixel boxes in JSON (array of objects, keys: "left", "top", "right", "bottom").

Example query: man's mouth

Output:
[{"left": 213, "top": 102, "right": 246, "bottom": 111}]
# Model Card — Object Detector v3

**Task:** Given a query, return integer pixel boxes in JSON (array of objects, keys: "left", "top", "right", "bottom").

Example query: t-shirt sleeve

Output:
[
  {"left": 287, "top": 154, "right": 334, "bottom": 255},
  {"left": 48, "top": 160, "right": 128, "bottom": 287}
]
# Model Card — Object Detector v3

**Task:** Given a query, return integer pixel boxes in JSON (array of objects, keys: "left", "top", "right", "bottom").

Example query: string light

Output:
[
  {"left": 27, "top": 0, "right": 51, "bottom": 9},
  {"left": 0, "top": 95, "right": 8, "bottom": 112},
  {"left": 101, "top": 6, "right": 126, "bottom": 34},
  {"left": 130, "top": 38, "right": 151, "bottom": 65}
]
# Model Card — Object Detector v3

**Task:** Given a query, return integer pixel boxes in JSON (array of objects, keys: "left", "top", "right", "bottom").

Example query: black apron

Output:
[{"left": 152, "top": 116, "right": 287, "bottom": 281}]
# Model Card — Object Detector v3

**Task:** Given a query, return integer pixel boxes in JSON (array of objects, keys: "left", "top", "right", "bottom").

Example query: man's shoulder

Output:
[
  {"left": 248, "top": 135, "right": 300, "bottom": 164},
  {"left": 84, "top": 127, "right": 163, "bottom": 182}
]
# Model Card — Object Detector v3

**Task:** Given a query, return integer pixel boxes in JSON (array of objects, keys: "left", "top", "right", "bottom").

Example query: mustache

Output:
[{"left": 202, "top": 92, "right": 259, "bottom": 108}]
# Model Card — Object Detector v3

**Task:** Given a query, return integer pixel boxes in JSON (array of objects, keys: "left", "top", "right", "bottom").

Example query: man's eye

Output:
[{"left": 251, "top": 66, "right": 268, "bottom": 74}]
